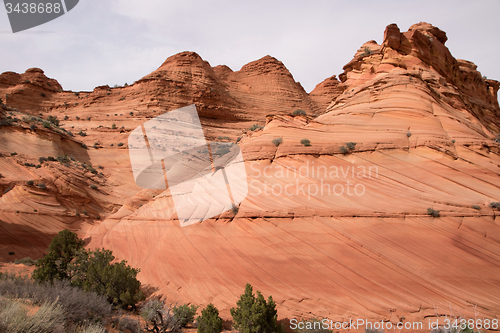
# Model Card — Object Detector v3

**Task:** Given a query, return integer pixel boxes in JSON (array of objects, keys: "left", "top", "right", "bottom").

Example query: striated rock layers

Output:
[{"left": 1, "top": 22, "right": 500, "bottom": 328}]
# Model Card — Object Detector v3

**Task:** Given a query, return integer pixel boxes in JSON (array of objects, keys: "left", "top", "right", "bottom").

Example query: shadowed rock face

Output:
[{"left": 1, "top": 22, "right": 500, "bottom": 325}]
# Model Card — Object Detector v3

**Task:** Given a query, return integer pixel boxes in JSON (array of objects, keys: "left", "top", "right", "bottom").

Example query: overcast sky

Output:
[{"left": 1, "top": 0, "right": 499, "bottom": 94}]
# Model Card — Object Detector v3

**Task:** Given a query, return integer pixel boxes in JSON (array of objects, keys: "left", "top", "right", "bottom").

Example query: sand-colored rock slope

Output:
[{"left": 1, "top": 22, "right": 500, "bottom": 327}]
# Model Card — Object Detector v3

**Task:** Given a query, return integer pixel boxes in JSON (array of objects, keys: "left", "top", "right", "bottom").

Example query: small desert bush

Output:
[
  {"left": 361, "top": 46, "right": 373, "bottom": 57},
  {"left": 0, "top": 274, "right": 112, "bottom": 324},
  {"left": 117, "top": 142, "right": 124, "bottom": 147},
  {"left": 406, "top": 131, "right": 412, "bottom": 137},
  {"left": 272, "top": 137, "right": 283, "bottom": 147},
  {"left": 197, "top": 303, "right": 223, "bottom": 333},
  {"left": 489, "top": 202, "right": 500, "bottom": 209},
  {"left": 292, "top": 109, "right": 306, "bottom": 116},
  {"left": 90, "top": 185, "right": 98, "bottom": 190},
  {"left": 37, "top": 183, "right": 47, "bottom": 190},
  {"left": 300, "top": 139, "right": 311, "bottom": 147},
  {"left": 231, "top": 283, "right": 283, "bottom": 333},
  {"left": 141, "top": 298, "right": 182, "bottom": 333},
  {"left": 339, "top": 146, "right": 348, "bottom": 154},
  {"left": 0, "top": 297, "right": 65, "bottom": 333},
  {"left": 427, "top": 208, "right": 440, "bottom": 217},
  {"left": 118, "top": 316, "right": 141, "bottom": 333},
  {"left": 249, "top": 124, "right": 262, "bottom": 131},
  {"left": 173, "top": 304, "right": 198, "bottom": 327},
  {"left": 14, "top": 257, "right": 36, "bottom": 266},
  {"left": 472, "top": 204, "right": 481, "bottom": 210},
  {"left": 346, "top": 142, "right": 357, "bottom": 150}
]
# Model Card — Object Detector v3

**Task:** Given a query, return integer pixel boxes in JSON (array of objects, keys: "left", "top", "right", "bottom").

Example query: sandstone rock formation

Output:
[{"left": 1, "top": 22, "right": 499, "bottom": 328}]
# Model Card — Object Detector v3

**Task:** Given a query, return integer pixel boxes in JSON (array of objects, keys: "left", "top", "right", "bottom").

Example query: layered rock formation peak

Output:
[{"left": 1, "top": 22, "right": 500, "bottom": 327}]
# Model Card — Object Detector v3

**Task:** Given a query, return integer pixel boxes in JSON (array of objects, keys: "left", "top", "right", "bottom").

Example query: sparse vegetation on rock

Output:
[
  {"left": 249, "top": 124, "right": 262, "bottom": 131},
  {"left": 292, "top": 109, "right": 306, "bottom": 116},
  {"left": 272, "top": 137, "right": 283, "bottom": 147},
  {"left": 300, "top": 139, "right": 311, "bottom": 147},
  {"left": 490, "top": 202, "right": 500, "bottom": 210},
  {"left": 427, "top": 208, "right": 440, "bottom": 217}
]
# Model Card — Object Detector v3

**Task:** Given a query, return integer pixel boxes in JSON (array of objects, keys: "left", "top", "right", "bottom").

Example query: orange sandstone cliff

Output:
[{"left": 1, "top": 22, "right": 499, "bottom": 327}]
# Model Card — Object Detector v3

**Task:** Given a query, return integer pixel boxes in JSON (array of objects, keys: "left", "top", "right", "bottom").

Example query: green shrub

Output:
[
  {"left": 472, "top": 204, "right": 481, "bottom": 210},
  {"left": 43, "top": 121, "right": 51, "bottom": 128},
  {"left": 78, "top": 131, "right": 86, "bottom": 137},
  {"left": 406, "top": 131, "right": 412, "bottom": 137},
  {"left": 14, "top": 257, "right": 36, "bottom": 266},
  {"left": 111, "top": 123, "right": 117, "bottom": 129},
  {"left": 117, "top": 142, "right": 124, "bottom": 147},
  {"left": 30, "top": 124, "right": 37, "bottom": 130},
  {"left": 361, "top": 46, "right": 373, "bottom": 57},
  {"left": 427, "top": 208, "right": 440, "bottom": 217},
  {"left": 173, "top": 304, "right": 198, "bottom": 327},
  {"left": 272, "top": 137, "right": 283, "bottom": 147},
  {"left": 10, "top": 152, "right": 17, "bottom": 156},
  {"left": 57, "top": 155, "right": 71, "bottom": 164},
  {"left": 32, "top": 229, "right": 84, "bottom": 282},
  {"left": 249, "top": 124, "right": 262, "bottom": 131},
  {"left": 47, "top": 115, "right": 59, "bottom": 127},
  {"left": 292, "top": 109, "right": 306, "bottom": 116},
  {"left": 27, "top": 180, "right": 34, "bottom": 186},
  {"left": 346, "top": 142, "right": 356, "bottom": 150},
  {"left": 230, "top": 283, "right": 284, "bottom": 333},
  {"left": 70, "top": 248, "right": 144, "bottom": 308},
  {"left": 37, "top": 183, "right": 47, "bottom": 190},
  {"left": 90, "top": 184, "right": 98, "bottom": 190},
  {"left": 197, "top": 303, "right": 223, "bottom": 333},
  {"left": 490, "top": 202, "right": 500, "bottom": 209},
  {"left": 300, "top": 139, "right": 311, "bottom": 147}
]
